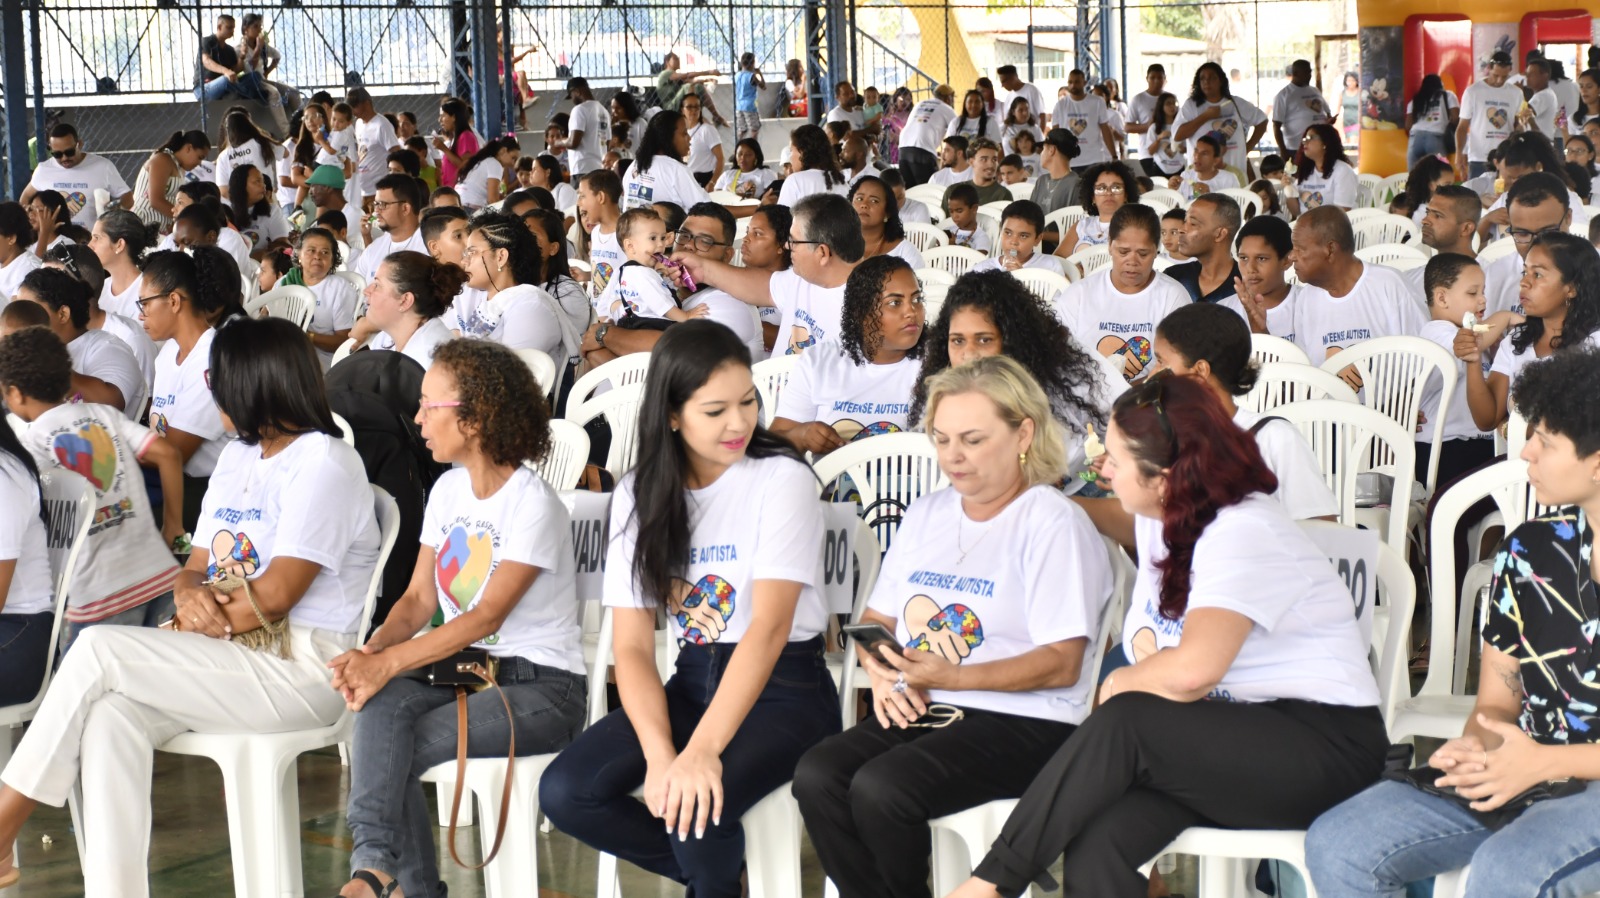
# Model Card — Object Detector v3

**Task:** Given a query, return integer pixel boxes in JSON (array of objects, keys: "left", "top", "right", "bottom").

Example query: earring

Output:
[{"left": 1019, "top": 451, "right": 1027, "bottom": 466}]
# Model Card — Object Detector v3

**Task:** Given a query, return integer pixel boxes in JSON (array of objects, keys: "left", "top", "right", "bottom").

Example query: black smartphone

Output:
[{"left": 842, "top": 622, "right": 903, "bottom": 658}]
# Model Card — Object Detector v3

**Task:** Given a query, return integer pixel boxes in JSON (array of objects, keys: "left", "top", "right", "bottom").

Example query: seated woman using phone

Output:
[{"left": 793, "top": 355, "right": 1114, "bottom": 898}]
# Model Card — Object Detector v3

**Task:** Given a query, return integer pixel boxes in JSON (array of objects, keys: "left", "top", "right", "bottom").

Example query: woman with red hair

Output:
[{"left": 944, "top": 372, "right": 1388, "bottom": 898}]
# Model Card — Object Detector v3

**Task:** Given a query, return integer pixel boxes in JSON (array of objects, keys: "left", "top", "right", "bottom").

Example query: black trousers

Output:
[
  {"left": 971, "top": 692, "right": 1388, "bottom": 898},
  {"left": 1138, "top": 158, "right": 1167, "bottom": 178},
  {"left": 793, "top": 707, "right": 1074, "bottom": 898},
  {"left": 899, "top": 146, "right": 938, "bottom": 188}
]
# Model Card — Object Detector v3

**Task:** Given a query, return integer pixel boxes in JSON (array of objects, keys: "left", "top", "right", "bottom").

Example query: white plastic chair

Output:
[
  {"left": 1044, "top": 204, "right": 1087, "bottom": 238},
  {"left": 514, "top": 347, "right": 558, "bottom": 397},
  {"left": 330, "top": 412, "right": 357, "bottom": 449},
  {"left": 565, "top": 384, "right": 645, "bottom": 480},
  {"left": 1375, "top": 173, "right": 1408, "bottom": 208},
  {"left": 811, "top": 432, "right": 947, "bottom": 551},
  {"left": 332, "top": 270, "right": 366, "bottom": 295},
  {"left": 1353, "top": 214, "right": 1421, "bottom": 249},
  {"left": 1139, "top": 188, "right": 1184, "bottom": 212},
  {"left": 527, "top": 418, "right": 591, "bottom": 490},
  {"left": 1346, "top": 207, "right": 1388, "bottom": 226},
  {"left": 567, "top": 353, "right": 651, "bottom": 405},
  {"left": 1355, "top": 242, "right": 1430, "bottom": 269},
  {"left": 915, "top": 267, "right": 957, "bottom": 288},
  {"left": 244, "top": 285, "right": 316, "bottom": 331},
  {"left": 1249, "top": 334, "right": 1311, "bottom": 367},
  {"left": 1475, "top": 237, "right": 1518, "bottom": 266},
  {"left": 902, "top": 222, "right": 950, "bottom": 253},
  {"left": 905, "top": 183, "right": 949, "bottom": 210},
  {"left": 1356, "top": 172, "right": 1385, "bottom": 208},
  {"left": 922, "top": 283, "right": 949, "bottom": 324},
  {"left": 330, "top": 337, "right": 359, "bottom": 368},
  {"left": 1066, "top": 245, "right": 1112, "bottom": 278},
  {"left": 90, "top": 488, "right": 401, "bottom": 898},
  {"left": 752, "top": 354, "right": 799, "bottom": 426},
  {"left": 1006, "top": 181, "right": 1035, "bottom": 200},
  {"left": 1010, "top": 267, "right": 1072, "bottom": 305},
  {"left": 1241, "top": 361, "right": 1358, "bottom": 413},
  {"left": 978, "top": 200, "right": 1012, "bottom": 221},
  {"left": 1323, "top": 337, "right": 1457, "bottom": 500},
  {"left": 1214, "top": 187, "right": 1260, "bottom": 219},
  {"left": 1275, "top": 400, "right": 1418, "bottom": 557},
  {"left": 921, "top": 245, "right": 987, "bottom": 278}
]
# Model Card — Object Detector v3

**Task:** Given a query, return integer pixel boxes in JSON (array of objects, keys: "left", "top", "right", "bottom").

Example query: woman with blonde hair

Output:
[{"left": 794, "top": 354, "right": 1114, "bottom": 898}]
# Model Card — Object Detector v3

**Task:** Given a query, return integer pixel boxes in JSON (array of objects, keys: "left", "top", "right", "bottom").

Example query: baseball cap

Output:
[
  {"left": 305, "top": 165, "right": 346, "bottom": 189},
  {"left": 1489, "top": 50, "right": 1513, "bottom": 67}
]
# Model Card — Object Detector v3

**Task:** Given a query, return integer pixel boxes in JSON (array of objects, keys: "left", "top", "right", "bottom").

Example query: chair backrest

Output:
[
  {"left": 362, "top": 486, "right": 403, "bottom": 642},
  {"left": 1044, "top": 204, "right": 1087, "bottom": 238},
  {"left": 529, "top": 418, "right": 591, "bottom": 490},
  {"left": 1354, "top": 243, "right": 1430, "bottom": 269},
  {"left": 1010, "top": 267, "right": 1072, "bottom": 304},
  {"left": 1249, "top": 334, "right": 1311, "bottom": 367},
  {"left": 811, "top": 432, "right": 948, "bottom": 552},
  {"left": 1346, "top": 207, "right": 1387, "bottom": 226},
  {"left": 1006, "top": 181, "right": 1036, "bottom": 200},
  {"left": 975, "top": 212, "right": 1000, "bottom": 248},
  {"left": 752, "top": 354, "right": 799, "bottom": 426},
  {"left": 903, "top": 222, "right": 950, "bottom": 253},
  {"left": 1321, "top": 336, "right": 1457, "bottom": 494},
  {"left": 515, "top": 347, "right": 558, "bottom": 397},
  {"left": 1242, "top": 361, "right": 1358, "bottom": 412},
  {"left": 978, "top": 200, "right": 1012, "bottom": 221},
  {"left": 1066, "top": 245, "right": 1112, "bottom": 278},
  {"left": 1214, "top": 188, "right": 1260, "bottom": 219},
  {"left": 566, "top": 382, "right": 646, "bottom": 478},
  {"left": 1274, "top": 399, "right": 1417, "bottom": 555},
  {"left": 1353, "top": 214, "right": 1421, "bottom": 249},
  {"left": 1356, "top": 172, "right": 1385, "bottom": 208},
  {"left": 244, "top": 284, "right": 316, "bottom": 330},
  {"left": 330, "top": 337, "right": 359, "bottom": 368},
  {"left": 1475, "top": 237, "right": 1518, "bottom": 266},
  {"left": 330, "top": 412, "right": 357, "bottom": 449},
  {"left": 4, "top": 470, "right": 96, "bottom": 720},
  {"left": 922, "top": 282, "right": 949, "bottom": 323},
  {"left": 567, "top": 352, "right": 652, "bottom": 411},
  {"left": 905, "top": 183, "right": 948, "bottom": 210},
  {"left": 921, "top": 245, "right": 987, "bottom": 277},
  {"left": 332, "top": 270, "right": 366, "bottom": 295},
  {"left": 1139, "top": 189, "right": 1184, "bottom": 212},
  {"left": 1376, "top": 173, "right": 1409, "bottom": 208},
  {"left": 915, "top": 267, "right": 957, "bottom": 288}
]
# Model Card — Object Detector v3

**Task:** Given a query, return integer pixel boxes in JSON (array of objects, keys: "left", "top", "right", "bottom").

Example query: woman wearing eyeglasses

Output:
[
  {"left": 770, "top": 256, "right": 925, "bottom": 455},
  {"left": 541, "top": 320, "right": 840, "bottom": 898},
  {"left": 454, "top": 210, "right": 576, "bottom": 360},
  {"left": 332, "top": 338, "right": 587, "bottom": 898},
  {"left": 850, "top": 176, "right": 926, "bottom": 270},
  {"left": 944, "top": 372, "right": 1387, "bottom": 898},
  {"left": 794, "top": 354, "right": 1113, "bottom": 898},
  {"left": 138, "top": 248, "right": 243, "bottom": 529},
  {"left": 1054, "top": 161, "right": 1140, "bottom": 257}
]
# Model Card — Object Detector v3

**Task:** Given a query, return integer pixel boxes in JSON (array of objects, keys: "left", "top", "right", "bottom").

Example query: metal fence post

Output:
[
  {"left": 470, "top": 0, "right": 503, "bottom": 137},
  {"left": 804, "top": 0, "right": 822, "bottom": 124},
  {"left": 28, "top": 0, "right": 44, "bottom": 156},
  {"left": 3, "top": 0, "right": 29, "bottom": 198}
]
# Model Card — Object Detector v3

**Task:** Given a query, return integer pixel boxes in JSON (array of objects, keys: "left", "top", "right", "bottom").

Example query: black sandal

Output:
[{"left": 343, "top": 870, "right": 399, "bottom": 898}]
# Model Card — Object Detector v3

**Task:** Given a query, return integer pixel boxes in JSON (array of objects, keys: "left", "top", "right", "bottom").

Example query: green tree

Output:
[{"left": 1140, "top": 2, "right": 1202, "bottom": 40}]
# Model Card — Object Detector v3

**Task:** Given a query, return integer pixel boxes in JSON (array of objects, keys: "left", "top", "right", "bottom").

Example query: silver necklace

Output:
[{"left": 956, "top": 512, "right": 994, "bottom": 565}]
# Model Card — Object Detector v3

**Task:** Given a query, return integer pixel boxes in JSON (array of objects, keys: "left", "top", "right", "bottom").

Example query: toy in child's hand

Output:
[
  {"left": 1461, "top": 312, "right": 1492, "bottom": 334},
  {"left": 655, "top": 254, "right": 697, "bottom": 291},
  {"left": 1080, "top": 423, "right": 1105, "bottom": 482}
]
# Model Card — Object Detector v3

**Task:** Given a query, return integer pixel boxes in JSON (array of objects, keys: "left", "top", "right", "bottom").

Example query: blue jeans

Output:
[
  {"left": 1468, "top": 161, "right": 1491, "bottom": 179},
  {"left": 346, "top": 657, "right": 587, "bottom": 898},
  {"left": 0, "top": 611, "right": 54, "bottom": 706},
  {"left": 1408, "top": 131, "right": 1448, "bottom": 170},
  {"left": 194, "top": 72, "right": 270, "bottom": 103},
  {"left": 540, "top": 637, "right": 841, "bottom": 898},
  {"left": 61, "top": 592, "right": 175, "bottom": 655},
  {"left": 1306, "top": 778, "right": 1600, "bottom": 897}
]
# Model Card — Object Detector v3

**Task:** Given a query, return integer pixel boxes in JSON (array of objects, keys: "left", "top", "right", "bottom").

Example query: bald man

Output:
[{"left": 1289, "top": 206, "right": 1427, "bottom": 386}]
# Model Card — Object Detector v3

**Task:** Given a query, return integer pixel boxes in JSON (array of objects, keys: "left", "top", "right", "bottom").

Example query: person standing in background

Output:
[
  {"left": 556, "top": 77, "right": 610, "bottom": 178},
  {"left": 347, "top": 87, "right": 399, "bottom": 213},
  {"left": 1125, "top": 64, "right": 1169, "bottom": 176},
  {"left": 896, "top": 85, "right": 958, "bottom": 188},
  {"left": 1273, "top": 60, "right": 1332, "bottom": 157},
  {"left": 733, "top": 53, "right": 767, "bottom": 142}
]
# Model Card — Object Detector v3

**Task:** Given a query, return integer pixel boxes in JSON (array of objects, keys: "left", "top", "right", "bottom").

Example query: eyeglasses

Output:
[
  {"left": 418, "top": 400, "right": 462, "bottom": 418},
  {"left": 785, "top": 235, "right": 823, "bottom": 249},
  {"left": 1509, "top": 224, "right": 1563, "bottom": 245},
  {"left": 134, "top": 292, "right": 173, "bottom": 314},
  {"left": 47, "top": 245, "right": 79, "bottom": 277},
  {"left": 675, "top": 230, "right": 728, "bottom": 252},
  {"left": 50, "top": 147, "right": 77, "bottom": 160},
  {"left": 1128, "top": 371, "right": 1177, "bottom": 461},
  {"left": 371, "top": 199, "right": 402, "bottom": 211},
  {"left": 1093, "top": 184, "right": 1127, "bottom": 195}
]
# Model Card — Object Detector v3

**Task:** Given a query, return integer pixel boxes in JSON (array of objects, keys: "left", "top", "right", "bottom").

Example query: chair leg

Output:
[
  {"left": 215, "top": 757, "right": 286, "bottom": 898},
  {"left": 743, "top": 790, "right": 803, "bottom": 898},
  {"left": 276, "top": 754, "right": 306, "bottom": 898},
  {"left": 930, "top": 826, "right": 973, "bottom": 897},
  {"left": 595, "top": 851, "right": 622, "bottom": 898},
  {"left": 437, "top": 779, "right": 475, "bottom": 827}
]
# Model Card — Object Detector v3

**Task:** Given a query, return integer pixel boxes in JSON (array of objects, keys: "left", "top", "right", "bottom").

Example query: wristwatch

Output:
[{"left": 594, "top": 323, "right": 611, "bottom": 349}]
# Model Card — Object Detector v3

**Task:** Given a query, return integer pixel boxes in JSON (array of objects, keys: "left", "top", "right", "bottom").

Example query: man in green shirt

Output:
[
  {"left": 656, "top": 52, "right": 728, "bottom": 127},
  {"left": 941, "top": 138, "right": 1009, "bottom": 216}
]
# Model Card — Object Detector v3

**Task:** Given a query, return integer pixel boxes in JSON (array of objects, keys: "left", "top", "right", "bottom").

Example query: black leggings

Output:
[
  {"left": 793, "top": 707, "right": 1074, "bottom": 898},
  {"left": 972, "top": 692, "right": 1388, "bottom": 898}
]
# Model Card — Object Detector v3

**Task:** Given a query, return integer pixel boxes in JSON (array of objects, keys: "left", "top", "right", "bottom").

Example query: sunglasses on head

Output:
[{"left": 1127, "top": 370, "right": 1178, "bottom": 462}]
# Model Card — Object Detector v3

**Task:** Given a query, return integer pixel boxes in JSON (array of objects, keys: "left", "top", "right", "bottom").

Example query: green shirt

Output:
[{"left": 657, "top": 70, "right": 689, "bottom": 110}]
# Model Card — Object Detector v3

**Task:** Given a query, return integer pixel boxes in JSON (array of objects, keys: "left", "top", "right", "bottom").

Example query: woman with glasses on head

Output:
[
  {"left": 541, "top": 320, "right": 841, "bottom": 898},
  {"left": 333, "top": 338, "right": 587, "bottom": 898},
  {"left": 769, "top": 255, "right": 925, "bottom": 455},
  {"left": 850, "top": 175, "right": 925, "bottom": 269},
  {"left": 0, "top": 316, "right": 382, "bottom": 895},
  {"left": 1054, "top": 161, "right": 1140, "bottom": 257},
  {"left": 944, "top": 371, "right": 1387, "bottom": 898},
  {"left": 794, "top": 354, "right": 1114, "bottom": 898}
]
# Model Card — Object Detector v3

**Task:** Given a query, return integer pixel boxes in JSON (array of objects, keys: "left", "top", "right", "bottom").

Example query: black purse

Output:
[
  {"left": 406, "top": 650, "right": 513, "bottom": 867},
  {"left": 412, "top": 649, "right": 498, "bottom": 688},
  {"left": 1383, "top": 763, "right": 1586, "bottom": 830}
]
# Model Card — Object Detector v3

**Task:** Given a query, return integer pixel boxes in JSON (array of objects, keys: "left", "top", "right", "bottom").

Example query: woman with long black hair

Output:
[
  {"left": 1172, "top": 62, "right": 1267, "bottom": 180},
  {"left": 622, "top": 110, "right": 710, "bottom": 212},
  {"left": 778, "top": 123, "right": 850, "bottom": 206},
  {"left": 133, "top": 130, "right": 211, "bottom": 232},
  {"left": 453, "top": 136, "right": 520, "bottom": 210},
  {"left": 541, "top": 319, "right": 841, "bottom": 898},
  {"left": 225, "top": 163, "right": 290, "bottom": 253},
  {"left": 214, "top": 109, "right": 278, "bottom": 202},
  {"left": 1405, "top": 74, "right": 1460, "bottom": 170}
]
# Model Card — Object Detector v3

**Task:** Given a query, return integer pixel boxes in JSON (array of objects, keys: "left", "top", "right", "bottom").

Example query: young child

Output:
[
  {"left": 1013, "top": 129, "right": 1042, "bottom": 178},
  {"left": 733, "top": 53, "right": 767, "bottom": 142},
  {"left": 998, "top": 154, "right": 1029, "bottom": 186},
  {"left": 0, "top": 297, "right": 50, "bottom": 335},
  {"left": 595, "top": 208, "right": 708, "bottom": 326},
  {"left": 325, "top": 103, "right": 360, "bottom": 210},
  {"left": 404, "top": 136, "right": 439, "bottom": 191},
  {"left": 429, "top": 186, "right": 461, "bottom": 208},
  {"left": 515, "top": 155, "right": 538, "bottom": 189},
  {"left": 972, "top": 200, "right": 1066, "bottom": 276},
  {"left": 862, "top": 86, "right": 884, "bottom": 132},
  {"left": 1417, "top": 252, "right": 1518, "bottom": 485},
  {"left": 256, "top": 245, "right": 294, "bottom": 296},
  {"left": 928, "top": 135, "right": 972, "bottom": 187},
  {"left": 1160, "top": 207, "right": 1190, "bottom": 262},
  {"left": 943, "top": 183, "right": 991, "bottom": 253},
  {"left": 0, "top": 325, "right": 186, "bottom": 649},
  {"left": 1169, "top": 134, "right": 1240, "bottom": 200},
  {"left": 578, "top": 169, "right": 624, "bottom": 294}
]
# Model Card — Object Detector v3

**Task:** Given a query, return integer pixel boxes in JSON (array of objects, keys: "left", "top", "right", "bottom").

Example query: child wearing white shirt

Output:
[
  {"left": 595, "top": 207, "right": 708, "bottom": 326},
  {"left": 970, "top": 202, "right": 1067, "bottom": 277},
  {"left": 944, "top": 184, "right": 992, "bottom": 253},
  {"left": 1169, "top": 134, "right": 1241, "bottom": 201},
  {"left": 1416, "top": 253, "right": 1511, "bottom": 485}
]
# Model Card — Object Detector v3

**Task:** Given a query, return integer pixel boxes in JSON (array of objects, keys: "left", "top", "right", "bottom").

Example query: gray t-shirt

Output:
[{"left": 1031, "top": 172, "right": 1080, "bottom": 215}]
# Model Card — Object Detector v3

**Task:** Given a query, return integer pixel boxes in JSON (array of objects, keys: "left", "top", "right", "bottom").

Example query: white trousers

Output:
[{"left": 1, "top": 624, "right": 351, "bottom": 897}]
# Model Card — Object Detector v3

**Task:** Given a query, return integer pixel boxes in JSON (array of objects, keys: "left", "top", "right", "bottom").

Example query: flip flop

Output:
[{"left": 341, "top": 869, "right": 398, "bottom": 897}]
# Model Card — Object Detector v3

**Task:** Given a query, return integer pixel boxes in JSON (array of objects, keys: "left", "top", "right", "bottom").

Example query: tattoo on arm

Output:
[{"left": 1494, "top": 657, "right": 1524, "bottom": 701}]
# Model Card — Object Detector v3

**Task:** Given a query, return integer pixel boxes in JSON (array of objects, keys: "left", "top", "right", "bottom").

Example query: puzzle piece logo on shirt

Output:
[
  {"left": 903, "top": 594, "right": 985, "bottom": 663},
  {"left": 670, "top": 574, "right": 737, "bottom": 645},
  {"left": 51, "top": 423, "right": 117, "bottom": 492},
  {"left": 208, "top": 529, "right": 260, "bottom": 578},
  {"left": 786, "top": 325, "right": 818, "bottom": 356},
  {"left": 832, "top": 420, "right": 903, "bottom": 443},
  {"left": 64, "top": 191, "right": 88, "bottom": 216},
  {"left": 437, "top": 525, "right": 494, "bottom": 611}
]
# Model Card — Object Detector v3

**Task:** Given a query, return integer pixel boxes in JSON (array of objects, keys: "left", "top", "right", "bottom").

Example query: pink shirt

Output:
[{"left": 442, "top": 130, "right": 481, "bottom": 187}]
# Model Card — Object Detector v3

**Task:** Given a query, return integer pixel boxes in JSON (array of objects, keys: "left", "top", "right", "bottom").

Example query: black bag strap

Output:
[{"left": 1248, "top": 415, "right": 1287, "bottom": 436}]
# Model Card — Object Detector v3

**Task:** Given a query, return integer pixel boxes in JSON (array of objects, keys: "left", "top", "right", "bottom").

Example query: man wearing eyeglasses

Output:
[
  {"left": 20, "top": 124, "right": 132, "bottom": 230},
  {"left": 1481, "top": 172, "right": 1572, "bottom": 321},
  {"left": 581, "top": 202, "right": 765, "bottom": 365},
  {"left": 352, "top": 174, "right": 426, "bottom": 283}
]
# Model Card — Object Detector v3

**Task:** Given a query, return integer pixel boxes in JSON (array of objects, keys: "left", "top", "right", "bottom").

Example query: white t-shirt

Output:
[
  {"left": 598, "top": 262, "right": 678, "bottom": 321},
  {"left": 589, "top": 225, "right": 624, "bottom": 294},
  {"left": 884, "top": 239, "right": 925, "bottom": 270},
  {"left": 899, "top": 100, "right": 958, "bottom": 154},
  {"left": 1232, "top": 407, "right": 1339, "bottom": 519},
  {"left": 68, "top": 329, "right": 146, "bottom": 421},
  {"left": 1410, "top": 90, "right": 1460, "bottom": 135},
  {"left": 683, "top": 288, "right": 765, "bottom": 361},
  {"left": 1176, "top": 169, "right": 1241, "bottom": 201},
  {"left": 0, "top": 453, "right": 53, "bottom": 616},
  {"left": 1220, "top": 285, "right": 1299, "bottom": 342},
  {"left": 547, "top": 275, "right": 591, "bottom": 340},
  {"left": 99, "top": 311, "right": 156, "bottom": 389},
  {"left": 1528, "top": 87, "right": 1560, "bottom": 138},
  {"left": 714, "top": 166, "right": 776, "bottom": 200},
  {"left": 324, "top": 126, "right": 362, "bottom": 211},
  {"left": 550, "top": 182, "right": 578, "bottom": 213},
  {"left": 770, "top": 268, "right": 845, "bottom": 356},
  {"left": 354, "top": 228, "right": 428, "bottom": 283},
  {"left": 1418, "top": 319, "right": 1494, "bottom": 444},
  {"left": 869, "top": 485, "right": 1111, "bottom": 722},
  {"left": 945, "top": 115, "right": 994, "bottom": 141},
  {"left": 949, "top": 225, "right": 992, "bottom": 254},
  {"left": 928, "top": 167, "right": 974, "bottom": 188},
  {"left": 567, "top": 99, "right": 611, "bottom": 176},
  {"left": 24, "top": 403, "right": 179, "bottom": 620},
  {"left": 1124, "top": 496, "right": 1379, "bottom": 705},
  {"left": 28, "top": 154, "right": 131, "bottom": 229},
  {"left": 900, "top": 198, "right": 933, "bottom": 225},
  {"left": 228, "top": 201, "right": 291, "bottom": 251},
  {"left": 298, "top": 275, "right": 360, "bottom": 367},
  {"left": 1001, "top": 83, "right": 1049, "bottom": 125},
  {"left": 1000, "top": 123, "right": 1044, "bottom": 157},
  {"left": 970, "top": 252, "right": 1067, "bottom": 277},
  {"left": 276, "top": 144, "right": 299, "bottom": 208},
  {"left": 453, "top": 160, "right": 502, "bottom": 209},
  {"left": 197, "top": 433, "right": 381, "bottom": 634},
  {"left": 685, "top": 122, "right": 722, "bottom": 176},
  {"left": 1489, "top": 336, "right": 1541, "bottom": 387},
  {"left": 1127, "top": 90, "right": 1165, "bottom": 157},
  {"left": 148, "top": 327, "right": 227, "bottom": 478},
  {"left": 776, "top": 341, "right": 919, "bottom": 440},
  {"left": 1050, "top": 94, "right": 1113, "bottom": 165},
  {"left": 423, "top": 466, "right": 585, "bottom": 673},
  {"left": 214, "top": 141, "right": 278, "bottom": 195},
  {"left": 1459, "top": 81, "right": 1524, "bottom": 162},
  {"left": 605, "top": 453, "right": 828, "bottom": 645},
  {"left": 1292, "top": 263, "right": 1428, "bottom": 364},
  {"left": 1272, "top": 83, "right": 1332, "bottom": 151},
  {"left": 355, "top": 114, "right": 400, "bottom": 196},
  {"left": 1297, "top": 159, "right": 1359, "bottom": 210},
  {"left": 459, "top": 284, "right": 565, "bottom": 357},
  {"left": 622, "top": 156, "right": 709, "bottom": 212},
  {"left": 1172, "top": 97, "right": 1268, "bottom": 175},
  {"left": 827, "top": 106, "right": 866, "bottom": 131},
  {"left": 0, "top": 250, "right": 41, "bottom": 300},
  {"left": 370, "top": 316, "right": 454, "bottom": 371},
  {"left": 1055, "top": 270, "right": 1191, "bottom": 381},
  {"left": 778, "top": 169, "right": 850, "bottom": 207},
  {"left": 1071, "top": 215, "right": 1111, "bottom": 249}
]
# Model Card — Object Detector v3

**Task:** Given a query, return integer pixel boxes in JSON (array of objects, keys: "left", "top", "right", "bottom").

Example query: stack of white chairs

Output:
[
  {"left": 1045, "top": 205, "right": 1087, "bottom": 239},
  {"left": 903, "top": 222, "right": 950, "bottom": 253},
  {"left": 1138, "top": 189, "right": 1184, "bottom": 213},
  {"left": 1353, "top": 214, "right": 1421, "bottom": 249},
  {"left": 1249, "top": 334, "right": 1310, "bottom": 367},
  {"left": 1355, "top": 243, "right": 1429, "bottom": 271},
  {"left": 811, "top": 432, "right": 947, "bottom": 552},
  {"left": 564, "top": 354, "right": 652, "bottom": 480},
  {"left": 1275, "top": 400, "right": 1417, "bottom": 557}
]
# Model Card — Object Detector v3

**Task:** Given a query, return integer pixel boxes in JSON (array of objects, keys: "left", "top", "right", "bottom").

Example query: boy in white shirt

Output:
[
  {"left": 881, "top": 169, "right": 931, "bottom": 225},
  {"left": 578, "top": 169, "right": 625, "bottom": 294},
  {"left": 596, "top": 208, "right": 709, "bottom": 326},
  {"left": 971, "top": 200, "right": 1066, "bottom": 276},
  {"left": 1223, "top": 215, "right": 1299, "bottom": 340},
  {"left": 943, "top": 183, "right": 992, "bottom": 254},
  {"left": 1168, "top": 134, "right": 1240, "bottom": 200},
  {"left": 1415, "top": 252, "right": 1508, "bottom": 486}
]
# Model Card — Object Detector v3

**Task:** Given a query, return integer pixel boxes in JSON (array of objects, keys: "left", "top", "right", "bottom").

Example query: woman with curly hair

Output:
[
  {"left": 778, "top": 123, "right": 850, "bottom": 206},
  {"left": 1054, "top": 160, "right": 1140, "bottom": 256},
  {"left": 770, "top": 255, "right": 925, "bottom": 454},
  {"left": 455, "top": 210, "right": 576, "bottom": 359},
  {"left": 910, "top": 268, "right": 1113, "bottom": 491},
  {"left": 1462, "top": 231, "right": 1600, "bottom": 432},
  {"left": 332, "top": 337, "right": 587, "bottom": 898},
  {"left": 1402, "top": 154, "right": 1455, "bottom": 227}
]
